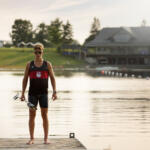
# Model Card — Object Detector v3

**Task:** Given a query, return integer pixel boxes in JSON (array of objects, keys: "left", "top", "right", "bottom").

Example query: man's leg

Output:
[
  {"left": 27, "top": 109, "right": 36, "bottom": 144},
  {"left": 41, "top": 108, "right": 50, "bottom": 144}
]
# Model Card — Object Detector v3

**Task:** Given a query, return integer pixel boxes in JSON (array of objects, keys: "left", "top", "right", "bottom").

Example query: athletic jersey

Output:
[{"left": 28, "top": 60, "right": 49, "bottom": 95}]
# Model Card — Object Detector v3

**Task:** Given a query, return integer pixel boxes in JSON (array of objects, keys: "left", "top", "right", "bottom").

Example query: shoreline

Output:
[{"left": 1, "top": 65, "right": 150, "bottom": 72}]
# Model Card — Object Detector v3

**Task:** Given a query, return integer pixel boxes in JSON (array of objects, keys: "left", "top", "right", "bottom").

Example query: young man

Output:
[{"left": 21, "top": 43, "right": 57, "bottom": 144}]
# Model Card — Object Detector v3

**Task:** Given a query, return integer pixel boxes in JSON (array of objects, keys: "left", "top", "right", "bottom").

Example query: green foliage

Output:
[
  {"left": 62, "top": 20, "right": 73, "bottom": 45},
  {"left": 10, "top": 19, "right": 33, "bottom": 46},
  {"left": 3, "top": 42, "right": 12, "bottom": 48},
  {"left": 84, "top": 34, "right": 96, "bottom": 45},
  {"left": 84, "top": 17, "right": 100, "bottom": 44},
  {"left": 71, "top": 39, "right": 80, "bottom": 45},
  {"left": 34, "top": 23, "right": 49, "bottom": 46},
  {"left": 10, "top": 18, "right": 77, "bottom": 49},
  {"left": 141, "top": 19, "right": 147, "bottom": 27},
  {"left": 48, "top": 18, "right": 63, "bottom": 47},
  {"left": 90, "top": 17, "right": 100, "bottom": 35}
]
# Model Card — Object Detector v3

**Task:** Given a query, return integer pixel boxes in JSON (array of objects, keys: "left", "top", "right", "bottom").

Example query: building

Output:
[
  {"left": 84, "top": 26, "right": 150, "bottom": 65},
  {"left": 18, "top": 42, "right": 34, "bottom": 47},
  {"left": 0, "top": 40, "right": 4, "bottom": 47}
]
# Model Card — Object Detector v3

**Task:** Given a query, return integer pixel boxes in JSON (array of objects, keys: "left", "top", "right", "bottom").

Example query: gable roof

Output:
[{"left": 85, "top": 26, "right": 150, "bottom": 47}]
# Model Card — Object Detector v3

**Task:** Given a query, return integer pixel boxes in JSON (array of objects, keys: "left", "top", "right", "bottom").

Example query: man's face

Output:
[{"left": 34, "top": 47, "right": 43, "bottom": 57}]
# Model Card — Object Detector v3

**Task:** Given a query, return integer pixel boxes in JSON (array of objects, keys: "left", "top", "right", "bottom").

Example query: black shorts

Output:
[{"left": 28, "top": 94, "right": 48, "bottom": 108}]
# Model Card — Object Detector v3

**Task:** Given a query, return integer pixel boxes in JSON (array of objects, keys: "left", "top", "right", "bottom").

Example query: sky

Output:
[{"left": 0, "top": 0, "right": 150, "bottom": 44}]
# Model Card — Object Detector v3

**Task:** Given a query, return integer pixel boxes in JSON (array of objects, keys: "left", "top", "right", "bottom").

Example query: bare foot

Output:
[
  {"left": 26, "top": 139, "right": 34, "bottom": 145},
  {"left": 44, "top": 139, "right": 50, "bottom": 144}
]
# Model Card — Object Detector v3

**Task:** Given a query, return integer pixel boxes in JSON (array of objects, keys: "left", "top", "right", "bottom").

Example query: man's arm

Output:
[
  {"left": 21, "top": 62, "right": 30, "bottom": 101},
  {"left": 47, "top": 61, "right": 57, "bottom": 100}
]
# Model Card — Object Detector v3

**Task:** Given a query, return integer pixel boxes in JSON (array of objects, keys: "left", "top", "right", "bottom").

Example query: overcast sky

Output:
[{"left": 0, "top": 0, "right": 149, "bottom": 44}]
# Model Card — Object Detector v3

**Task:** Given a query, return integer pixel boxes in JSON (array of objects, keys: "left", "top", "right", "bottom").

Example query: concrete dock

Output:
[{"left": 0, "top": 138, "right": 86, "bottom": 150}]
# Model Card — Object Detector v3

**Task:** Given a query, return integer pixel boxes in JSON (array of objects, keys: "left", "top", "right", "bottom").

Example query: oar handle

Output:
[{"left": 13, "top": 93, "right": 37, "bottom": 110}]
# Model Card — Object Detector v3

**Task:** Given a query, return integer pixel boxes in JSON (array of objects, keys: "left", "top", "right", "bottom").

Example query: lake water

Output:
[{"left": 0, "top": 71, "right": 150, "bottom": 150}]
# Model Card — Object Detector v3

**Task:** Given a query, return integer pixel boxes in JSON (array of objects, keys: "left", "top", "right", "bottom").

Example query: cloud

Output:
[
  {"left": 1, "top": 0, "right": 150, "bottom": 43},
  {"left": 40, "top": 0, "right": 90, "bottom": 12}
]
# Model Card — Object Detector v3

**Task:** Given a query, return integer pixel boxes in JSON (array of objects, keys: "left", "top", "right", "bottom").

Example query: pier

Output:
[{"left": 0, "top": 138, "right": 86, "bottom": 150}]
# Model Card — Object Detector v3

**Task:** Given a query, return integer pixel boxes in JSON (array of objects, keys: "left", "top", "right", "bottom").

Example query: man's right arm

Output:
[{"left": 21, "top": 62, "right": 30, "bottom": 101}]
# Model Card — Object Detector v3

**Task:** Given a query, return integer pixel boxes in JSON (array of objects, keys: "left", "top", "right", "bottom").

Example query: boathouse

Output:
[{"left": 84, "top": 26, "right": 150, "bottom": 65}]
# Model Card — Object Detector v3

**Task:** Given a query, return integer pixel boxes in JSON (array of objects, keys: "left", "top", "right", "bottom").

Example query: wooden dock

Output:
[{"left": 0, "top": 138, "right": 86, "bottom": 150}]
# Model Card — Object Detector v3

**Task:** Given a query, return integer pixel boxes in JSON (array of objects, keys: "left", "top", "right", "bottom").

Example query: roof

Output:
[{"left": 85, "top": 26, "right": 150, "bottom": 47}]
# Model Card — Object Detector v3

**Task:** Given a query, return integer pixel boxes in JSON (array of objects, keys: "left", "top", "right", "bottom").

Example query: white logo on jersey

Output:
[{"left": 36, "top": 72, "right": 41, "bottom": 78}]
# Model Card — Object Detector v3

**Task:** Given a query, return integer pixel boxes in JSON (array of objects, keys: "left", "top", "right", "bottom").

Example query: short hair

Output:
[{"left": 34, "top": 43, "right": 44, "bottom": 50}]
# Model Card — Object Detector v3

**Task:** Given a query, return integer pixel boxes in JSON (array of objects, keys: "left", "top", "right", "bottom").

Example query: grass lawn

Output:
[{"left": 0, "top": 48, "right": 86, "bottom": 69}]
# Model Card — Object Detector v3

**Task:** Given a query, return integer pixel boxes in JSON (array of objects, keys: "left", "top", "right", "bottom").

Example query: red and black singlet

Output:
[{"left": 28, "top": 60, "right": 49, "bottom": 95}]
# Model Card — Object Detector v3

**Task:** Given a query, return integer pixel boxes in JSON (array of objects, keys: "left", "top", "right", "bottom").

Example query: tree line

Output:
[{"left": 10, "top": 17, "right": 101, "bottom": 47}]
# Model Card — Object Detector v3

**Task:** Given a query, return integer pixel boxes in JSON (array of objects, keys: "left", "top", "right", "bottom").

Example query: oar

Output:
[{"left": 13, "top": 93, "right": 37, "bottom": 110}]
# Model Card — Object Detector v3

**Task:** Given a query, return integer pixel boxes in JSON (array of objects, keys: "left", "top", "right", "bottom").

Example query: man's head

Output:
[{"left": 34, "top": 43, "right": 44, "bottom": 57}]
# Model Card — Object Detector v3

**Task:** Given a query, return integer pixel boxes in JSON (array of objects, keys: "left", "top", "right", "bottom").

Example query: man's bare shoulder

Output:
[
  {"left": 46, "top": 61, "right": 52, "bottom": 68},
  {"left": 26, "top": 61, "right": 31, "bottom": 68}
]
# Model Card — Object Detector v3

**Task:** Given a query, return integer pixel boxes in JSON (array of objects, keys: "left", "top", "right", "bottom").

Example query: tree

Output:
[
  {"left": 72, "top": 39, "right": 80, "bottom": 45},
  {"left": 47, "top": 18, "right": 63, "bottom": 47},
  {"left": 34, "top": 23, "right": 49, "bottom": 46},
  {"left": 10, "top": 19, "right": 33, "bottom": 46},
  {"left": 62, "top": 20, "right": 73, "bottom": 45},
  {"left": 84, "top": 17, "right": 101, "bottom": 44},
  {"left": 141, "top": 19, "right": 147, "bottom": 27},
  {"left": 90, "top": 17, "right": 100, "bottom": 35}
]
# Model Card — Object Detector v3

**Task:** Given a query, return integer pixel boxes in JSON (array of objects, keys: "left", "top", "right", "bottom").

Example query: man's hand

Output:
[
  {"left": 20, "top": 94, "right": 25, "bottom": 101},
  {"left": 52, "top": 92, "right": 57, "bottom": 101}
]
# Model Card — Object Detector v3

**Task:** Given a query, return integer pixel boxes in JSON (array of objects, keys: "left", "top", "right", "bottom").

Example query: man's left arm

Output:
[{"left": 47, "top": 61, "right": 57, "bottom": 100}]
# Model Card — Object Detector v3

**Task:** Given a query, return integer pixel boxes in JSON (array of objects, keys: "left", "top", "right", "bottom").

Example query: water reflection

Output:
[
  {"left": 0, "top": 71, "right": 150, "bottom": 150},
  {"left": 10, "top": 69, "right": 106, "bottom": 78}
]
